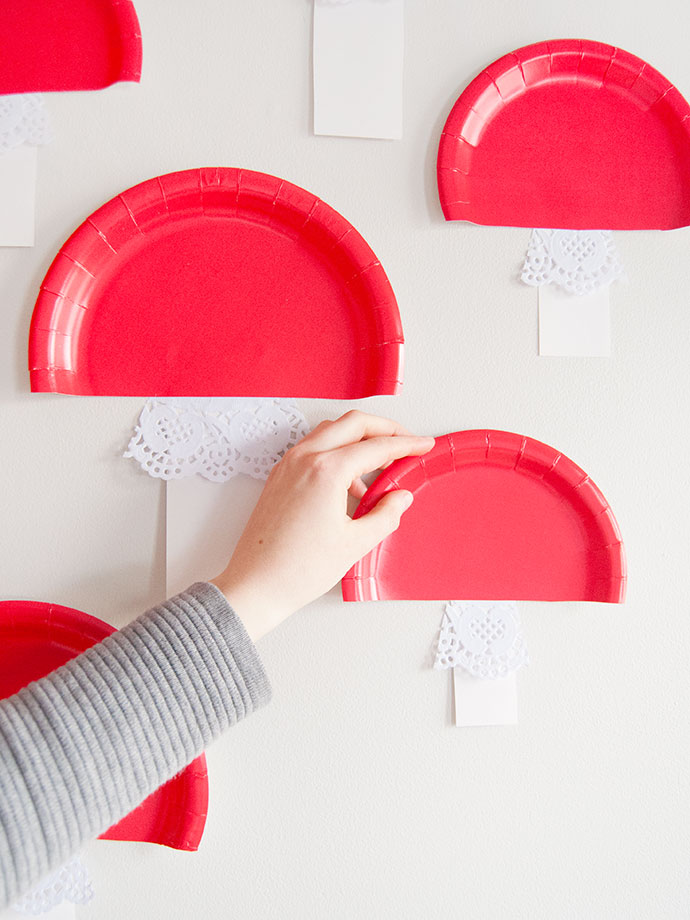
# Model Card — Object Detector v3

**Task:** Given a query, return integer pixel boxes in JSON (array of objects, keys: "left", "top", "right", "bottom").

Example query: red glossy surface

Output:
[
  {"left": 0, "top": 600, "right": 208, "bottom": 852},
  {"left": 342, "top": 430, "right": 626, "bottom": 603},
  {"left": 29, "top": 168, "right": 403, "bottom": 398},
  {"left": 0, "top": 0, "right": 142, "bottom": 93},
  {"left": 437, "top": 40, "right": 690, "bottom": 229}
]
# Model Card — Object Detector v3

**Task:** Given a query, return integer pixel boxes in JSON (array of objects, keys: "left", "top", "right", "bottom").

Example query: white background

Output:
[{"left": 1, "top": 1, "right": 689, "bottom": 917}]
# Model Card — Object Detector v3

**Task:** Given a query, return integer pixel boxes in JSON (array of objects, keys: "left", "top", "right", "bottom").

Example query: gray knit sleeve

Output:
[{"left": 0, "top": 582, "right": 271, "bottom": 909}]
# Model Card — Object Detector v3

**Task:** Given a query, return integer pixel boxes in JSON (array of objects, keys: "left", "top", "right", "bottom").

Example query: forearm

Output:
[{"left": 0, "top": 582, "right": 271, "bottom": 908}]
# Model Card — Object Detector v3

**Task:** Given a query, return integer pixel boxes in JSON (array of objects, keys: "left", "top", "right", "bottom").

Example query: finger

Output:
[
  {"left": 333, "top": 435, "right": 435, "bottom": 481},
  {"left": 298, "top": 410, "right": 413, "bottom": 453},
  {"left": 295, "top": 418, "right": 332, "bottom": 450},
  {"left": 352, "top": 489, "right": 414, "bottom": 554},
  {"left": 348, "top": 476, "right": 368, "bottom": 500}
]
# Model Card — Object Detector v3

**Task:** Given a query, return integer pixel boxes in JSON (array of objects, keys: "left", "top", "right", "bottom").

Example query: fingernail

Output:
[{"left": 401, "top": 490, "right": 414, "bottom": 509}]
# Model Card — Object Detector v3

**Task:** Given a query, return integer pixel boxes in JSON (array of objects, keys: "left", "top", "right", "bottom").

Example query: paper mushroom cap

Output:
[
  {"left": 0, "top": 0, "right": 142, "bottom": 93},
  {"left": 28, "top": 168, "right": 404, "bottom": 398},
  {"left": 342, "top": 430, "right": 626, "bottom": 603},
  {"left": 0, "top": 600, "right": 208, "bottom": 851},
  {"left": 437, "top": 39, "right": 690, "bottom": 230}
]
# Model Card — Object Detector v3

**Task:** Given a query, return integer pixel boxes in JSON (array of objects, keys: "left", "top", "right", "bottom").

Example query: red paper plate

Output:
[
  {"left": 28, "top": 168, "right": 403, "bottom": 398},
  {"left": 437, "top": 39, "right": 690, "bottom": 229},
  {"left": 342, "top": 430, "right": 626, "bottom": 603},
  {"left": 0, "top": 0, "right": 142, "bottom": 93},
  {"left": 0, "top": 600, "right": 208, "bottom": 852}
]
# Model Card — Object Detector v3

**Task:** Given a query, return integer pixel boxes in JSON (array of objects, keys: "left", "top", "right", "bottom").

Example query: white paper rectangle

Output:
[
  {"left": 538, "top": 285, "right": 611, "bottom": 357},
  {"left": 453, "top": 669, "right": 518, "bottom": 727},
  {"left": 313, "top": 0, "right": 404, "bottom": 140},
  {"left": 166, "top": 476, "right": 264, "bottom": 597},
  {"left": 0, "top": 146, "right": 37, "bottom": 247}
]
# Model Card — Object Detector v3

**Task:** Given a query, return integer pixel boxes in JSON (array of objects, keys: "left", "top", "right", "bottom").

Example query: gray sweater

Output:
[{"left": 0, "top": 582, "right": 271, "bottom": 908}]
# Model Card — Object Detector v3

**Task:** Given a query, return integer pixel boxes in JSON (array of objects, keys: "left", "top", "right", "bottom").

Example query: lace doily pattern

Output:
[
  {"left": 434, "top": 601, "right": 528, "bottom": 679},
  {"left": 521, "top": 229, "right": 623, "bottom": 296},
  {"left": 125, "top": 398, "right": 310, "bottom": 482},
  {"left": 0, "top": 94, "right": 52, "bottom": 155},
  {"left": 12, "top": 856, "right": 94, "bottom": 915}
]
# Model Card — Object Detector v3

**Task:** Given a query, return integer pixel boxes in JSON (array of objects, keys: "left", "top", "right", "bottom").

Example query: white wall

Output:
[{"left": 2, "top": 1, "right": 689, "bottom": 917}]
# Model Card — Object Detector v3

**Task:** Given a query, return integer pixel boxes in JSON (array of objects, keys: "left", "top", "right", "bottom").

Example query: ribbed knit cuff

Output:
[{"left": 180, "top": 581, "right": 272, "bottom": 712}]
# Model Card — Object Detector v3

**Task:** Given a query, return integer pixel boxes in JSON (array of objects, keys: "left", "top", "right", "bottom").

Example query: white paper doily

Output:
[
  {"left": 0, "top": 94, "right": 52, "bottom": 155},
  {"left": 434, "top": 601, "right": 528, "bottom": 679},
  {"left": 12, "top": 856, "right": 93, "bottom": 915},
  {"left": 125, "top": 398, "right": 310, "bottom": 482},
  {"left": 521, "top": 229, "right": 623, "bottom": 296}
]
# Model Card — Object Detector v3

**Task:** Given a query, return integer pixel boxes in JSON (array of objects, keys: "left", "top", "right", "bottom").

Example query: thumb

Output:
[{"left": 354, "top": 489, "right": 414, "bottom": 555}]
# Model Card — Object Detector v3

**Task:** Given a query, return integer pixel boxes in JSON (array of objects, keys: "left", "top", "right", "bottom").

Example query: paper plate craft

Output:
[
  {"left": 437, "top": 39, "right": 690, "bottom": 230},
  {"left": 0, "top": 600, "right": 209, "bottom": 852},
  {"left": 28, "top": 168, "right": 403, "bottom": 397},
  {"left": 342, "top": 429, "right": 626, "bottom": 603},
  {"left": 0, "top": 0, "right": 142, "bottom": 93}
]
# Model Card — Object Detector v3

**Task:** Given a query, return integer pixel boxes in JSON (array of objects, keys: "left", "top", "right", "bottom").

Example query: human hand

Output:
[{"left": 211, "top": 411, "right": 434, "bottom": 640}]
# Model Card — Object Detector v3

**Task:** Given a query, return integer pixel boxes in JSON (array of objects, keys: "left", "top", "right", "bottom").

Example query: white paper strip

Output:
[
  {"left": 313, "top": 0, "right": 404, "bottom": 140},
  {"left": 453, "top": 669, "right": 518, "bottom": 727},
  {"left": 0, "top": 145, "right": 37, "bottom": 247},
  {"left": 538, "top": 285, "right": 611, "bottom": 357},
  {"left": 166, "top": 476, "right": 263, "bottom": 597}
]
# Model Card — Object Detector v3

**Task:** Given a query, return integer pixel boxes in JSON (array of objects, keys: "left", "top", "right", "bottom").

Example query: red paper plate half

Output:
[
  {"left": 28, "top": 168, "right": 403, "bottom": 398},
  {"left": 0, "top": 0, "right": 142, "bottom": 93},
  {"left": 437, "top": 39, "right": 690, "bottom": 229},
  {"left": 0, "top": 600, "right": 208, "bottom": 852},
  {"left": 342, "top": 430, "right": 626, "bottom": 603}
]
